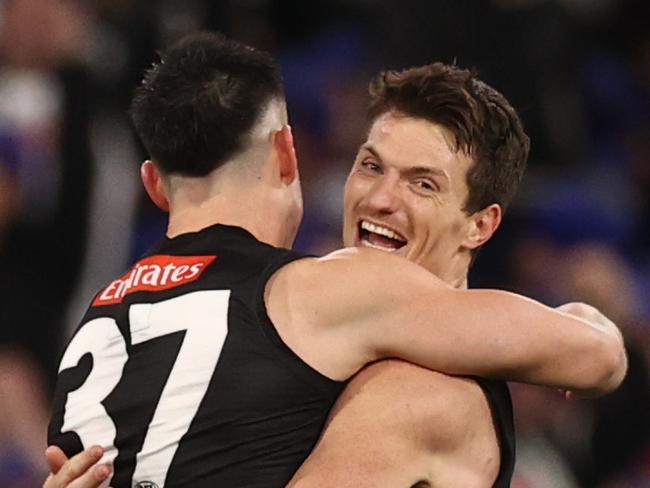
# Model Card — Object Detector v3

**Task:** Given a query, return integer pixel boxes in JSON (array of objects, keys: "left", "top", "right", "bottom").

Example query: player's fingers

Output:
[
  {"left": 45, "top": 446, "right": 104, "bottom": 487},
  {"left": 46, "top": 445, "right": 69, "bottom": 474},
  {"left": 45, "top": 463, "right": 112, "bottom": 488},
  {"left": 44, "top": 463, "right": 111, "bottom": 488},
  {"left": 67, "top": 463, "right": 112, "bottom": 488}
]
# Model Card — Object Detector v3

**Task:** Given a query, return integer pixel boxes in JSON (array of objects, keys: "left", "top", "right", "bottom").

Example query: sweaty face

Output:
[{"left": 343, "top": 112, "right": 476, "bottom": 283}]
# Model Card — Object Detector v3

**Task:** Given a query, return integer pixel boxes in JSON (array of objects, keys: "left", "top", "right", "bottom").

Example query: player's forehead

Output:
[{"left": 360, "top": 112, "right": 473, "bottom": 180}]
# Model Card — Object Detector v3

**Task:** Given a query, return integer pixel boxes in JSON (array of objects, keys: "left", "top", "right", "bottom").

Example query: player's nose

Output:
[{"left": 361, "top": 173, "right": 403, "bottom": 214}]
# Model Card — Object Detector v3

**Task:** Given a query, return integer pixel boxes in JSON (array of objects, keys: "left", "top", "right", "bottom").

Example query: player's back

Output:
[
  {"left": 287, "top": 360, "right": 515, "bottom": 488},
  {"left": 49, "top": 224, "right": 345, "bottom": 488}
]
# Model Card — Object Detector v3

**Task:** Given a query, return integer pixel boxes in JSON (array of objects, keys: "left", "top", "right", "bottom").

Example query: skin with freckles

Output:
[{"left": 343, "top": 112, "right": 501, "bottom": 288}]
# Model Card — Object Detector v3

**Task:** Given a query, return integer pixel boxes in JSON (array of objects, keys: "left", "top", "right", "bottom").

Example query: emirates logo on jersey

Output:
[{"left": 93, "top": 254, "right": 217, "bottom": 306}]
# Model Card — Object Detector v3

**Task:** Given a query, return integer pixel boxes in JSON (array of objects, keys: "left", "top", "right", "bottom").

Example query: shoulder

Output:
[
  {"left": 261, "top": 248, "right": 449, "bottom": 380},
  {"left": 270, "top": 246, "right": 444, "bottom": 289},
  {"left": 266, "top": 247, "right": 449, "bottom": 324}
]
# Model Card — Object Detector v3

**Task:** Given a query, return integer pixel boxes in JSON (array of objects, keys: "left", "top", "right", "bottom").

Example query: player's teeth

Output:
[{"left": 360, "top": 221, "right": 404, "bottom": 242}]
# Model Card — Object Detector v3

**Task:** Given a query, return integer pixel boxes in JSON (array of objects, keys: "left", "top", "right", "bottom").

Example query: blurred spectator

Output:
[
  {"left": 561, "top": 244, "right": 650, "bottom": 487},
  {"left": 0, "top": 163, "right": 18, "bottom": 241},
  {"left": 0, "top": 3, "right": 101, "bottom": 485},
  {"left": 0, "top": 0, "right": 95, "bottom": 384},
  {"left": 0, "top": 348, "right": 49, "bottom": 487},
  {"left": 498, "top": 238, "right": 650, "bottom": 487},
  {"left": 510, "top": 383, "right": 582, "bottom": 488}
]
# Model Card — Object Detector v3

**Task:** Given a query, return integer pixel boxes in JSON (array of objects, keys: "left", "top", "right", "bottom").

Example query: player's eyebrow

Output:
[{"left": 358, "top": 143, "right": 383, "bottom": 162}]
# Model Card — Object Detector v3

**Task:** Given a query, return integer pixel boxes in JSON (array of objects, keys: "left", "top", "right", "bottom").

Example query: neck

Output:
[
  {"left": 453, "top": 275, "right": 469, "bottom": 290},
  {"left": 442, "top": 268, "right": 468, "bottom": 289},
  {"left": 166, "top": 180, "right": 294, "bottom": 249},
  {"left": 435, "top": 251, "right": 470, "bottom": 289}
]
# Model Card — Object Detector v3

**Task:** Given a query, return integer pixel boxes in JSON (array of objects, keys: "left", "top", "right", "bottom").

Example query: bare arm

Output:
[{"left": 268, "top": 247, "right": 627, "bottom": 396}]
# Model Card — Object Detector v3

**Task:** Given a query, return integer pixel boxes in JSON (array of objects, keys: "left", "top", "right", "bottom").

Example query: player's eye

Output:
[
  {"left": 414, "top": 179, "right": 437, "bottom": 192},
  {"left": 360, "top": 160, "right": 381, "bottom": 173}
]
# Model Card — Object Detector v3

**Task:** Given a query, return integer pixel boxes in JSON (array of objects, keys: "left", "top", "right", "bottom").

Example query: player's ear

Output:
[
  {"left": 140, "top": 160, "right": 170, "bottom": 212},
  {"left": 463, "top": 203, "right": 502, "bottom": 250},
  {"left": 273, "top": 125, "right": 298, "bottom": 185}
]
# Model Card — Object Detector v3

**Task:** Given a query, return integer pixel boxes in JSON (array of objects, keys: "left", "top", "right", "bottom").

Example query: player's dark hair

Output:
[
  {"left": 130, "top": 31, "right": 284, "bottom": 176},
  {"left": 368, "top": 63, "right": 529, "bottom": 215}
]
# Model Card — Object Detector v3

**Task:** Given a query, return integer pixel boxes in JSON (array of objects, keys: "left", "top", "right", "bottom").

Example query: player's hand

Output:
[{"left": 43, "top": 445, "right": 113, "bottom": 488}]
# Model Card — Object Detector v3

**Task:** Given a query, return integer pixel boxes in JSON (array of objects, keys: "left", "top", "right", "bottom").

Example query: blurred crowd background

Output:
[{"left": 0, "top": 0, "right": 648, "bottom": 486}]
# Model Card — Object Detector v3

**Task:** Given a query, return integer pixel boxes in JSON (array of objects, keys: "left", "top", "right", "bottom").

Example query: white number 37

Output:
[{"left": 58, "top": 290, "right": 230, "bottom": 487}]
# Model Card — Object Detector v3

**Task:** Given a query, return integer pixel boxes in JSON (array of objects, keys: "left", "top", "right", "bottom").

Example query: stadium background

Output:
[{"left": 0, "top": 0, "right": 648, "bottom": 486}]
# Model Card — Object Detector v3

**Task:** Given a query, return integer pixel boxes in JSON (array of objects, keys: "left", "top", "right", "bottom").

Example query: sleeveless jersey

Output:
[
  {"left": 474, "top": 378, "right": 515, "bottom": 488},
  {"left": 48, "top": 224, "right": 346, "bottom": 488}
]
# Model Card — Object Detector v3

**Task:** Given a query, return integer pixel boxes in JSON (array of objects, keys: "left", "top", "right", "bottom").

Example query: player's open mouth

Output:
[{"left": 357, "top": 220, "right": 407, "bottom": 252}]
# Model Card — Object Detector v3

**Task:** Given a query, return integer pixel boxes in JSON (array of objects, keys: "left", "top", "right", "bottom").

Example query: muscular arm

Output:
[
  {"left": 287, "top": 361, "right": 501, "bottom": 488},
  {"left": 267, "top": 247, "right": 626, "bottom": 396}
]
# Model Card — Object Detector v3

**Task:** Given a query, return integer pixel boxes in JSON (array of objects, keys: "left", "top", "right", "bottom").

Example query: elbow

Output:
[{"left": 580, "top": 334, "right": 628, "bottom": 398}]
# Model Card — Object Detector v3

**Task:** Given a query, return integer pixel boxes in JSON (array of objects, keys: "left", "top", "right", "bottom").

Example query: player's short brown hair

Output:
[{"left": 368, "top": 63, "right": 529, "bottom": 215}]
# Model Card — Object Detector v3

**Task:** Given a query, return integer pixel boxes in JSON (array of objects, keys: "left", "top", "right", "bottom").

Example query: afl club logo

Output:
[{"left": 134, "top": 482, "right": 159, "bottom": 488}]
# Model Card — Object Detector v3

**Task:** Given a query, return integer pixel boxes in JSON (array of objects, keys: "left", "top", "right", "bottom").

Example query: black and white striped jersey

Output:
[{"left": 48, "top": 224, "right": 345, "bottom": 488}]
